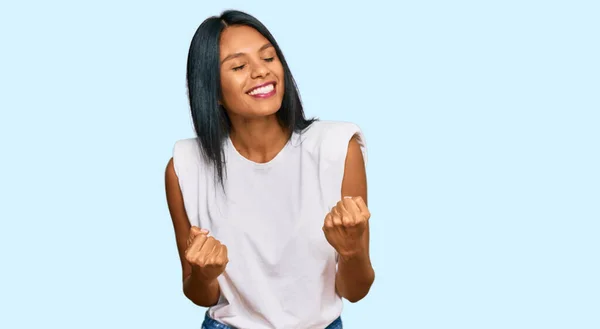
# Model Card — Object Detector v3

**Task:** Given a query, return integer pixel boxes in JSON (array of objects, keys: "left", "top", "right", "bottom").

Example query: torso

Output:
[{"left": 173, "top": 121, "right": 366, "bottom": 329}]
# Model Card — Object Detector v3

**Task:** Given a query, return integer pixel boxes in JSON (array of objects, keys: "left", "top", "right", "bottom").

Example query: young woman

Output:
[{"left": 165, "top": 10, "right": 375, "bottom": 329}]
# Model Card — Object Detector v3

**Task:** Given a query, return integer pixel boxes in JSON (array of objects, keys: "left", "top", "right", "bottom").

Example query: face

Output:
[{"left": 219, "top": 25, "right": 285, "bottom": 119}]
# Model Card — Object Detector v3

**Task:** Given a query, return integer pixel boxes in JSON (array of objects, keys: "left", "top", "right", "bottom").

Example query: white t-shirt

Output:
[{"left": 173, "top": 120, "right": 367, "bottom": 329}]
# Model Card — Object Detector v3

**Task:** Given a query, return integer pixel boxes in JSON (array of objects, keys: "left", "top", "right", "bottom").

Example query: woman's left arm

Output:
[{"left": 325, "top": 135, "right": 375, "bottom": 303}]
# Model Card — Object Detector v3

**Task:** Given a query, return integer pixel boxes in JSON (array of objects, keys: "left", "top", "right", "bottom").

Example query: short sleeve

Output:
[
  {"left": 321, "top": 122, "right": 367, "bottom": 168},
  {"left": 314, "top": 121, "right": 367, "bottom": 209},
  {"left": 172, "top": 138, "right": 202, "bottom": 227}
]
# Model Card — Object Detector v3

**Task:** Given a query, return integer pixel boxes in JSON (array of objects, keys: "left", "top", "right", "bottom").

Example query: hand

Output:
[
  {"left": 323, "top": 196, "right": 371, "bottom": 258},
  {"left": 184, "top": 226, "right": 229, "bottom": 281}
]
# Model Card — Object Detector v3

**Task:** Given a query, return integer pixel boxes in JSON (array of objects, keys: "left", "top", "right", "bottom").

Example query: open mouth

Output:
[{"left": 246, "top": 82, "right": 276, "bottom": 98}]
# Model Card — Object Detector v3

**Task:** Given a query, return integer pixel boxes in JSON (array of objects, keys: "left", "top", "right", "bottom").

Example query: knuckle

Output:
[{"left": 185, "top": 249, "right": 195, "bottom": 257}]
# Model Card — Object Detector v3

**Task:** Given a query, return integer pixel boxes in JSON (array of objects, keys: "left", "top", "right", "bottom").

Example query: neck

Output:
[{"left": 228, "top": 114, "right": 291, "bottom": 163}]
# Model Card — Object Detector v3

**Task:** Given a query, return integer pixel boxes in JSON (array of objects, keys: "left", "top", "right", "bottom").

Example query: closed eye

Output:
[
  {"left": 264, "top": 57, "right": 274, "bottom": 62},
  {"left": 232, "top": 64, "right": 245, "bottom": 71}
]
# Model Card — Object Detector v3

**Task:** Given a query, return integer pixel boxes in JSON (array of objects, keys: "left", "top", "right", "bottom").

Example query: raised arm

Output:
[
  {"left": 165, "top": 157, "right": 223, "bottom": 307},
  {"left": 323, "top": 135, "right": 375, "bottom": 303}
]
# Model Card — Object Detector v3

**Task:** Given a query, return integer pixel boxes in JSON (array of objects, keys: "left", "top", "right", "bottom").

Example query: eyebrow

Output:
[{"left": 221, "top": 43, "right": 274, "bottom": 64}]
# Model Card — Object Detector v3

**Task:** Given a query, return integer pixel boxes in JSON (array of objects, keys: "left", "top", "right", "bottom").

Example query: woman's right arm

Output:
[{"left": 164, "top": 157, "right": 221, "bottom": 307}]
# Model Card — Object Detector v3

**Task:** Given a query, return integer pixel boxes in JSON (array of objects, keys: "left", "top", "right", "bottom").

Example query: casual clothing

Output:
[
  {"left": 173, "top": 121, "right": 367, "bottom": 329},
  {"left": 201, "top": 311, "right": 343, "bottom": 329}
]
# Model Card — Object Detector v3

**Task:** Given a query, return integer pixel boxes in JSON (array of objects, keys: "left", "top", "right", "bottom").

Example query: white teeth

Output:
[{"left": 248, "top": 83, "right": 274, "bottom": 95}]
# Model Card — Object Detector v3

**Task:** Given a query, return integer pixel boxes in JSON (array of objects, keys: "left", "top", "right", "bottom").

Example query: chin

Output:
[
  {"left": 252, "top": 104, "right": 281, "bottom": 117},
  {"left": 249, "top": 96, "right": 284, "bottom": 117}
]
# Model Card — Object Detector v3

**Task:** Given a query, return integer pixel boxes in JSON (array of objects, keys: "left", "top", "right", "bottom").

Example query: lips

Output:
[{"left": 246, "top": 81, "right": 276, "bottom": 98}]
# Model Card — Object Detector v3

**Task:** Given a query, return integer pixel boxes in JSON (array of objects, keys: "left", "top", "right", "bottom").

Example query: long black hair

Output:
[{"left": 186, "top": 10, "right": 316, "bottom": 186}]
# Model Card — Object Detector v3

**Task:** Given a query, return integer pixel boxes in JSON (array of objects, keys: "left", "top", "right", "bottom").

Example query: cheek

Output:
[
  {"left": 275, "top": 63, "right": 285, "bottom": 80},
  {"left": 273, "top": 64, "right": 285, "bottom": 91},
  {"left": 220, "top": 75, "right": 245, "bottom": 102}
]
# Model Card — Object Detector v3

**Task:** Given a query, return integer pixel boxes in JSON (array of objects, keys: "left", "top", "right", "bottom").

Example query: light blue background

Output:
[{"left": 1, "top": 0, "right": 598, "bottom": 328}]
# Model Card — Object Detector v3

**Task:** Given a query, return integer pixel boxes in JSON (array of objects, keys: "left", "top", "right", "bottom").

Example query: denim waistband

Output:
[{"left": 202, "top": 311, "right": 343, "bottom": 329}]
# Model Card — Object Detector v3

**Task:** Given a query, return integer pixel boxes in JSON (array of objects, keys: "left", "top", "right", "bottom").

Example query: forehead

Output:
[{"left": 219, "top": 25, "right": 270, "bottom": 56}]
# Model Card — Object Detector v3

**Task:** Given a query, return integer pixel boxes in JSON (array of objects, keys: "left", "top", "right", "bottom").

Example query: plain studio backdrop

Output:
[{"left": 0, "top": 1, "right": 598, "bottom": 328}]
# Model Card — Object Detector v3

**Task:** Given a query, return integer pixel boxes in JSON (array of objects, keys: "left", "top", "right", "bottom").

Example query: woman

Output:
[{"left": 165, "top": 10, "right": 375, "bottom": 329}]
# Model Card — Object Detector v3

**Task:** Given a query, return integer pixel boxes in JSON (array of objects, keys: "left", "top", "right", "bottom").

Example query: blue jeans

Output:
[{"left": 201, "top": 311, "right": 343, "bottom": 329}]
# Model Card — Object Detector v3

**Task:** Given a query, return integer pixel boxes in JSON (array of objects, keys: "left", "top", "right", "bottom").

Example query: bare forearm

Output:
[
  {"left": 335, "top": 251, "right": 375, "bottom": 303},
  {"left": 183, "top": 272, "right": 220, "bottom": 307}
]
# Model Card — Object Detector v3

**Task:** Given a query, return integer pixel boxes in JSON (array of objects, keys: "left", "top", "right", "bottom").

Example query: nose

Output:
[{"left": 250, "top": 60, "right": 269, "bottom": 79}]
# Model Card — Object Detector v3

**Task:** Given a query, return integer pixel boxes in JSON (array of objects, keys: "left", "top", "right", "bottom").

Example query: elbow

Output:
[
  {"left": 182, "top": 287, "right": 199, "bottom": 306},
  {"left": 346, "top": 295, "right": 364, "bottom": 303},
  {"left": 345, "top": 288, "right": 370, "bottom": 303},
  {"left": 182, "top": 278, "right": 219, "bottom": 307},
  {"left": 345, "top": 270, "right": 375, "bottom": 303},
  {"left": 183, "top": 288, "right": 218, "bottom": 307}
]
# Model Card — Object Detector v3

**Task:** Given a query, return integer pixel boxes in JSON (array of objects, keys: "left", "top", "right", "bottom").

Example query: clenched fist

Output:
[
  {"left": 185, "top": 226, "right": 229, "bottom": 281},
  {"left": 323, "top": 196, "right": 371, "bottom": 258}
]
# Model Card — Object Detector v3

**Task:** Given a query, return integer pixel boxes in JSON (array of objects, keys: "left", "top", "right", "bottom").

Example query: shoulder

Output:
[
  {"left": 298, "top": 120, "right": 367, "bottom": 166},
  {"left": 172, "top": 138, "right": 202, "bottom": 176},
  {"left": 173, "top": 138, "right": 200, "bottom": 156},
  {"left": 300, "top": 120, "right": 363, "bottom": 140}
]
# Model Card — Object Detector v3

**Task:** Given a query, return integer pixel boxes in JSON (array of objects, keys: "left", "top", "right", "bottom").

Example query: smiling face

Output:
[{"left": 219, "top": 25, "right": 285, "bottom": 119}]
